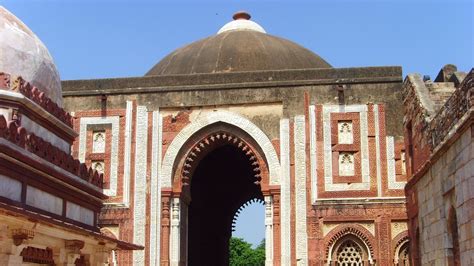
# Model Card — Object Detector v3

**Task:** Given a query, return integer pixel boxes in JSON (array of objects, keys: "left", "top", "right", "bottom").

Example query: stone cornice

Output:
[
  {"left": 0, "top": 115, "right": 104, "bottom": 194},
  {"left": 0, "top": 73, "right": 74, "bottom": 128},
  {"left": 62, "top": 66, "right": 402, "bottom": 96},
  {"left": 0, "top": 91, "right": 77, "bottom": 141}
]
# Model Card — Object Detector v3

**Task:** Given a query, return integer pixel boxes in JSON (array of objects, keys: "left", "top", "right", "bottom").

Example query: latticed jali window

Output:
[{"left": 336, "top": 240, "right": 364, "bottom": 266}]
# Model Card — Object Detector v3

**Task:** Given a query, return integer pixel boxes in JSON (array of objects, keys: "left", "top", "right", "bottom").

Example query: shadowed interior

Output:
[{"left": 188, "top": 144, "right": 263, "bottom": 265}]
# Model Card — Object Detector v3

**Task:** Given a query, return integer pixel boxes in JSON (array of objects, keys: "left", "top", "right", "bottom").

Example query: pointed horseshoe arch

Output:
[{"left": 160, "top": 111, "right": 281, "bottom": 188}]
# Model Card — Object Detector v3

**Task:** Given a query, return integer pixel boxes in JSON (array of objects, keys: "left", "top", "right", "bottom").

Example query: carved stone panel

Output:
[
  {"left": 339, "top": 152, "right": 355, "bottom": 176},
  {"left": 92, "top": 131, "right": 106, "bottom": 153},
  {"left": 338, "top": 121, "right": 353, "bottom": 144}
]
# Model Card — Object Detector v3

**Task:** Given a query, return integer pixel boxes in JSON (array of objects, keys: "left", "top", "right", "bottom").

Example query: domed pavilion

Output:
[{"left": 57, "top": 11, "right": 410, "bottom": 265}]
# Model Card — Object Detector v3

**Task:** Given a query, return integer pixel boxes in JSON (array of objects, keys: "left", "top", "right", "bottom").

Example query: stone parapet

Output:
[
  {"left": 0, "top": 115, "right": 103, "bottom": 189},
  {"left": 402, "top": 67, "right": 472, "bottom": 177},
  {"left": 0, "top": 73, "right": 73, "bottom": 127}
]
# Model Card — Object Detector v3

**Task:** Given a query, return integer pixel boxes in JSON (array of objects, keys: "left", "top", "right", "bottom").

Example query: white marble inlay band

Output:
[
  {"left": 133, "top": 105, "right": 148, "bottom": 265},
  {"left": 323, "top": 105, "right": 370, "bottom": 191},
  {"left": 150, "top": 110, "right": 162, "bottom": 266},
  {"left": 387, "top": 136, "right": 406, "bottom": 190},
  {"left": 309, "top": 105, "right": 318, "bottom": 203},
  {"left": 78, "top": 116, "right": 119, "bottom": 197},
  {"left": 294, "top": 115, "right": 308, "bottom": 265},
  {"left": 374, "top": 105, "right": 383, "bottom": 197},
  {"left": 161, "top": 111, "right": 280, "bottom": 188},
  {"left": 279, "top": 119, "right": 291, "bottom": 265}
]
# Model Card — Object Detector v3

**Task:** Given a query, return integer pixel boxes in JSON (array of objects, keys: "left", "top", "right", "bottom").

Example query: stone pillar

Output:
[
  {"left": 271, "top": 192, "right": 281, "bottom": 266},
  {"left": 169, "top": 197, "right": 181, "bottom": 266},
  {"left": 265, "top": 195, "right": 274, "bottom": 266},
  {"left": 160, "top": 193, "right": 171, "bottom": 266},
  {"left": 375, "top": 216, "right": 390, "bottom": 265}
]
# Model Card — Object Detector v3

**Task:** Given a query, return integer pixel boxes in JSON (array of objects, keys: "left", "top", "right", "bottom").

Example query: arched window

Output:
[
  {"left": 330, "top": 235, "right": 371, "bottom": 266},
  {"left": 394, "top": 240, "right": 410, "bottom": 266}
]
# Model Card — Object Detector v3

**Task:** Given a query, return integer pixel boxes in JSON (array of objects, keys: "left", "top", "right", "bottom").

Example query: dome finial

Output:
[
  {"left": 233, "top": 11, "right": 251, "bottom": 20},
  {"left": 217, "top": 11, "right": 265, "bottom": 34}
]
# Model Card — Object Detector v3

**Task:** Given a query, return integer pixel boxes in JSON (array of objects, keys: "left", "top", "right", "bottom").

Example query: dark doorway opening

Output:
[{"left": 187, "top": 144, "right": 264, "bottom": 265}]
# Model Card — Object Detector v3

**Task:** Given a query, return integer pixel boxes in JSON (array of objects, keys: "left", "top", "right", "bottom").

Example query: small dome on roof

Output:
[
  {"left": 146, "top": 12, "right": 331, "bottom": 76},
  {"left": 0, "top": 6, "right": 62, "bottom": 106}
]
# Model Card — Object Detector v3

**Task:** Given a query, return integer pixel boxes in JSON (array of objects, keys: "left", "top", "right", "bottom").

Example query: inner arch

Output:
[{"left": 187, "top": 144, "right": 264, "bottom": 265}]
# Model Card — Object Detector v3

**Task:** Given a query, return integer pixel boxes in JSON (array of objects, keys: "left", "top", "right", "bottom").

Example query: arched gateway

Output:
[
  {"left": 159, "top": 112, "right": 281, "bottom": 265},
  {"left": 63, "top": 11, "right": 411, "bottom": 266}
]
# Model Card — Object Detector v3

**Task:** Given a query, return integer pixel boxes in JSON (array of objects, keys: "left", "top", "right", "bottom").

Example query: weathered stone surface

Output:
[
  {"left": 0, "top": 7, "right": 62, "bottom": 106},
  {"left": 404, "top": 68, "right": 474, "bottom": 265}
]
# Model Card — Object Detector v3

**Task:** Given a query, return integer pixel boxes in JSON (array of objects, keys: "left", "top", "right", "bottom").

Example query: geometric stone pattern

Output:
[
  {"left": 386, "top": 136, "right": 406, "bottom": 190},
  {"left": 323, "top": 105, "right": 370, "bottom": 191},
  {"left": 335, "top": 240, "right": 363, "bottom": 265},
  {"left": 78, "top": 116, "right": 119, "bottom": 196}
]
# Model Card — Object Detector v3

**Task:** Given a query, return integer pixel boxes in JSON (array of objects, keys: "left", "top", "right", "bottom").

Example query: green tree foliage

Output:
[{"left": 229, "top": 237, "right": 265, "bottom": 266}]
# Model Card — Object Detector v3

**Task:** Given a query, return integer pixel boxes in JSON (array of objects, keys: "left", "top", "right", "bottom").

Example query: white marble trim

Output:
[
  {"left": 133, "top": 105, "right": 148, "bottom": 265},
  {"left": 280, "top": 119, "right": 291, "bottom": 265},
  {"left": 294, "top": 116, "right": 308, "bottom": 264},
  {"left": 150, "top": 111, "right": 162, "bottom": 266},
  {"left": 78, "top": 116, "right": 119, "bottom": 197},
  {"left": 160, "top": 111, "right": 281, "bottom": 188},
  {"left": 374, "top": 105, "right": 383, "bottom": 197},
  {"left": 122, "top": 101, "right": 133, "bottom": 206},
  {"left": 323, "top": 105, "right": 370, "bottom": 191},
  {"left": 387, "top": 136, "right": 406, "bottom": 190},
  {"left": 309, "top": 105, "right": 318, "bottom": 202}
]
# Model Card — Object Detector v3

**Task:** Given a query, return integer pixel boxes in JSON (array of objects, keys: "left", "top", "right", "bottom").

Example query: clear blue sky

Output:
[{"left": 3, "top": 0, "right": 472, "bottom": 247}]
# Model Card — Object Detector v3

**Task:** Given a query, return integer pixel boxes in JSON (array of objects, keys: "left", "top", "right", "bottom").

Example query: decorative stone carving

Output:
[
  {"left": 10, "top": 228, "right": 34, "bottom": 246},
  {"left": 391, "top": 222, "right": 408, "bottom": 240},
  {"left": 78, "top": 115, "right": 121, "bottom": 197},
  {"left": 338, "top": 121, "right": 353, "bottom": 144},
  {"left": 161, "top": 110, "right": 281, "bottom": 188},
  {"left": 339, "top": 152, "right": 355, "bottom": 176},
  {"left": 0, "top": 74, "right": 72, "bottom": 126},
  {"left": 20, "top": 247, "right": 54, "bottom": 264},
  {"left": 92, "top": 161, "right": 105, "bottom": 174},
  {"left": 264, "top": 196, "right": 274, "bottom": 266},
  {"left": 181, "top": 132, "right": 262, "bottom": 187},
  {"left": 325, "top": 225, "right": 376, "bottom": 261},
  {"left": 65, "top": 240, "right": 85, "bottom": 253},
  {"left": 0, "top": 115, "right": 103, "bottom": 188},
  {"left": 92, "top": 131, "right": 106, "bottom": 153},
  {"left": 336, "top": 240, "right": 363, "bottom": 265}
]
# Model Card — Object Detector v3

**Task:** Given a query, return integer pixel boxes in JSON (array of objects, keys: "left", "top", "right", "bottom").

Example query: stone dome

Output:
[
  {"left": 146, "top": 12, "right": 331, "bottom": 76},
  {"left": 0, "top": 6, "right": 62, "bottom": 106}
]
